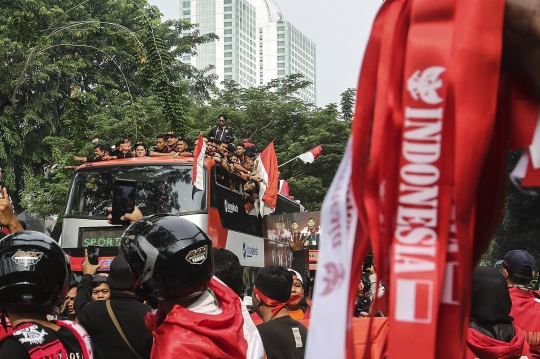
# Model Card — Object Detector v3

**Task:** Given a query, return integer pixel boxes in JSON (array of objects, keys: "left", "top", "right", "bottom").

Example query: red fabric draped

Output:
[{"left": 348, "top": 0, "right": 538, "bottom": 357}]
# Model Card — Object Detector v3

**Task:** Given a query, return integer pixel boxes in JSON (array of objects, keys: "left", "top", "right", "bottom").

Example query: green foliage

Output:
[
  {"left": 481, "top": 149, "right": 540, "bottom": 265},
  {"left": 0, "top": 0, "right": 217, "bottom": 216},
  {"left": 340, "top": 88, "right": 356, "bottom": 121}
]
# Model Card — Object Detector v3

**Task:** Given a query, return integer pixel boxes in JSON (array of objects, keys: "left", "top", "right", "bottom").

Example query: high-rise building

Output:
[{"left": 181, "top": 0, "right": 316, "bottom": 103}]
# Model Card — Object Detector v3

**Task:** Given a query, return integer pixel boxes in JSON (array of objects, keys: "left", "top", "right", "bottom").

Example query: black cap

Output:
[
  {"left": 166, "top": 131, "right": 178, "bottom": 138},
  {"left": 496, "top": 250, "right": 535, "bottom": 275},
  {"left": 107, "top": 256, "right": 132, "bottom": 290}
]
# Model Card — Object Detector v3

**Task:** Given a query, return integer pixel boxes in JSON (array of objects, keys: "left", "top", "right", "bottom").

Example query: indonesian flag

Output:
[
  {"left": 91, "top": 135, "right": 99, "bottom": 143},
  {"left": 255, "top": 142, "right": 278, "bottom": 216},
  {"left": 297, "top": 145, "right": 323, "bottom": 164},
  {"left": 192, "top": 134, "right": 206, "bottom": 191}
]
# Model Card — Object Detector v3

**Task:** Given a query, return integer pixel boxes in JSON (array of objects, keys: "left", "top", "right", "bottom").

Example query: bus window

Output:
[{"left": 65, "top": 165, "right": 206, "bottom": 218}]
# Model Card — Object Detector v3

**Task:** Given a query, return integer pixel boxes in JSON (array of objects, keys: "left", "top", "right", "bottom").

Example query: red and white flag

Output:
[
  {"left": 254, "top": 142, "right": 278, "bottom": 216},
  {"left": 297, "top": 145, "right": 322, "bottom": 164},
  {"left": 91, "top": 135, "right": 99, "bottom": 143},
  {"left": 192, "top": 134, "right": 206, "bottom": 191}
]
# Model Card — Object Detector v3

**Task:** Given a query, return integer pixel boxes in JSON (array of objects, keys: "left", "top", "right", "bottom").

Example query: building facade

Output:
[{"left": 181, "top": 0, "right": 316, "bottom": 103}]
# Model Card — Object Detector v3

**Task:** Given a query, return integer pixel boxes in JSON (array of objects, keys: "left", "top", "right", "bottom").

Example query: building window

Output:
[
  {"left": 278, "top": 70, "right": 285, "bottom": 75},
  {"left": 224, "top": 0, "right": 232, "bottom": 3},
  {"left": 278, "top": 63, "right": 285, "bottom": 68},
  {"left": 224, "top": 14, "right": 232, "bottom": 19},
  {"left": 277, "top": 34, "right": 285, "bottom": 39},
  {"left": 277, "top": 55, "right": 285, "bottom": 61},
  {"left": 225, "top": 75, "right": 233, "bottom": 79},
  {"left": 184, "top": 55, "right": 191, "bottom": 60},
  {"left": 277, "top": 48, "right": 285, "bottom": 53},
  {"left": 225, "top": 60, "right": 232, "bottom": 65},
  {"left": 224, "top": 29, "right": 233, "bottom": 34},
  {"left": 224, "top": 6, "right": 232, "bottom": 11},
  {"left": 277, "top": 41, "right": 285, "bottom": 46},
  {"left": 224, "top": 37, "right": 232, "bottom": 42},
  {"left": 277, "top": 26, "right": 285, "bottom": 31},
  {"left": 224, "top": 22, "right": 232, "bottom": 27},
  {"left": 225, "top": 52, "right": 233, "bottom": 57},
  {"left": 225, "top": 68, "right": 232, "bottom": 73},
  {"left": 183, "top": 10, "right": 191, "bottom": 15},
  {"left": 224, "top": 44, "right": 232, "bottom": 50},
  {"left": 183, "top": 1, "right": 190, "bottom": 7}
]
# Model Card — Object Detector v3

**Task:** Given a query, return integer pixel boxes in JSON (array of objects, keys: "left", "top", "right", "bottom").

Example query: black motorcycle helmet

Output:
[
  {"left": 0, "top": 231, "right": 69, "bottom": 315},
  {"left": 119, "top": 214, "right": 213, "bottom": 302}
]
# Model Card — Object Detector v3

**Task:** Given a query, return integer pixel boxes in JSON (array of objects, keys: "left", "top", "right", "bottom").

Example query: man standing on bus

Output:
[{"left": 208, "top": 114, "right": 234, "bottom": 143}]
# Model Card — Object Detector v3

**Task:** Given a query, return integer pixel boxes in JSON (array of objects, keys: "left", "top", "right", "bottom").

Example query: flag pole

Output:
[{"left": 278, "top": 156, "right": 299, "bottom": 168}]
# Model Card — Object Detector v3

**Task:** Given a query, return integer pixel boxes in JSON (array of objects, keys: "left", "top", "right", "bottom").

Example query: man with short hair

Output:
[
  {"left": 134, "top": 143, "right": 148, "bottom": 157},
  {"left": 236, "top": 143, "right": 246, "bottom": 164},
  {"left": 175, "top": 138, "right": 193, "bottom": 157},
  {"left": 208, "top": 114, "right": 234, "bottom": 143},
  {"left": 149, "top": 134, "right": 170, "bottom": 157},
  {"left": 75, "top": 253, "right": 153, "bottom": 359},
  {"left": 74, "top": 144, "right": 106, "bottom": 163},
  {"left": 252, "top": 265, "right": 308, "bottom": 359},
  {"left": 497, "top": 250, "right": 540, "bottom": 358}
]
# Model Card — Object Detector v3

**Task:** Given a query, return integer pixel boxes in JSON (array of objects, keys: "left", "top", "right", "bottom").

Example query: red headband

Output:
[{"left": 253, "top": 286, "right": 301, "bottom": 317}]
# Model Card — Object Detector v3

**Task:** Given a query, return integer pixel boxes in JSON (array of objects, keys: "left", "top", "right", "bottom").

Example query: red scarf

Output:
[
  {"left": 343, "top": 0, "right": 538, "bottom": 358},
  {"left": 253, "top": 286, "right": 301, "bottom": 317}
]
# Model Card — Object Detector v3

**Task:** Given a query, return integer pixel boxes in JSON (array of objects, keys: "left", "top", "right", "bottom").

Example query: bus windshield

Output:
[{"left": 65, "top": 165, "right": 206, "bottom": 218}]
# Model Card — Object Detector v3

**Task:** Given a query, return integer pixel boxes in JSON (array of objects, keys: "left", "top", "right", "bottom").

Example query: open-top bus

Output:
[{"left": 59, "top": 156, "right": 304, "bottom": 289}]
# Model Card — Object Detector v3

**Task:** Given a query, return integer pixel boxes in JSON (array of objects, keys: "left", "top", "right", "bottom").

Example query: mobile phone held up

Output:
[
  {"left": 87, "top": 246, "right": 100, "bottom": 265},
  {"left": 111, "top": 179, "right": 137, "bottom": 226},
  {"left": 363, "top": 254, "right": 373, "bottom": 273}
]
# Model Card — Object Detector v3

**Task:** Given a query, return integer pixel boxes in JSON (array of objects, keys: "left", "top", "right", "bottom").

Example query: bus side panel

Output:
[
  {"left": 207, "top": 207, "right": 229, "bottom": 249},
  {"left": 224, "top": 231, "right": 264, "bottom": 268}
]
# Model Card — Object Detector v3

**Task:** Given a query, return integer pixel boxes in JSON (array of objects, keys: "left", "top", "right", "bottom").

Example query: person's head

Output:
[
  {"left": 241, "top": 134, "right": 250, "bottom": 141},
  {"left": 92, "top": 275, "right": 111, "bottom": 301},
  {"left": 134, "top": 143, "right": 147, "bottom": 157},
  {"left": 252, "top": 266, "right": 293, "bottom": 320},
  {"left": 218, "top": 142, "right": 229, "bottom": 156},
  {"left": 291, "top": 221, "right": 299, "bottom": 231},
  {"left": 218, "top": 114, "right": 228, "bottom": 127},
  {"left": 236, "top": 143, "right": 245, "bottom": 156},
  {"left": 166, "top": 132, "right": 178, "bottom": 146},
  {"left": 275, "top": 222, "right": 284, "bottom": 231},
  {"left": 470, "top": 266, "right": 513, "bottom": 324},
  {"left": 120, "top": 139, "right": 132, "bottom": 153},
  {"left": 0, "top": 231, "right": 69, "bottom": 317},
  {"left": 65, "top": 281, "right": 78, "bottom": 317},
  {"left": 213, "top": 248, "right": 243, "bottom": 297},
  {"left": 106, "top": 255, "right": 133, "bottom": 292},
  {"left": 227, "top": 143, "right": 236, "bottom": 158},
  {"left": 155, "top": 135, "right": 166, "bottom": 150},
  {"left": 176, "top": 138, "right": 189, "bottom": 152},
  {"left": 497, "top": 250, "right": 536, "bottom": 285},
  {"left": 207, "top": 140, "right": 215, "bottom": 152},
  {"left": 243, "top": 157, "right": 254, "bottom": 171},
  {"left": 120, "top": 215, "right": 213, "bottom": 306},
  {"left": 230, "top": 154, "right": 238, "bottom": 163},
  {"left": 93, "top": 145, "right": 105, "bottom": 157},
  {"left": 307, "top": 218, "right": 316, "bottom": 228},
  {"left": 287, "top": 269, "right": 304, "bottom": 310}
]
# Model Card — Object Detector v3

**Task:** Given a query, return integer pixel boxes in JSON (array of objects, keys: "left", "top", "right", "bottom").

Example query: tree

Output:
[
  {"left": 481, "top": 149, "right": 540, "bottom": 265},
  {"left": 340, "top": 88, "right": 356, "bottom": 121},
  {"left": 0, "top": 0, "right": 217, "bottom": 216}
]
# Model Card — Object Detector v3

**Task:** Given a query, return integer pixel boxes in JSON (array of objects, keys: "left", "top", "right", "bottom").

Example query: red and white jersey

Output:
[{"left": 509, "top": 287, "right": 540, "bottom": 359}]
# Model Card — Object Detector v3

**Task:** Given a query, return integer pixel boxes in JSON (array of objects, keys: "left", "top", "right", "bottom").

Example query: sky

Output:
[{"left": 147, "top": 0, "right": 382, "bottom": 107}]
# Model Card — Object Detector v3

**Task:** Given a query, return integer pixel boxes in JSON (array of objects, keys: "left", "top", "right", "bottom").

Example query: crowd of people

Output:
[
  {"left": 0, "top": 191, "right": 309, "bottom": 359},
  {"left": 72, "top": 114, "right": 292, "bottom": 206}
]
